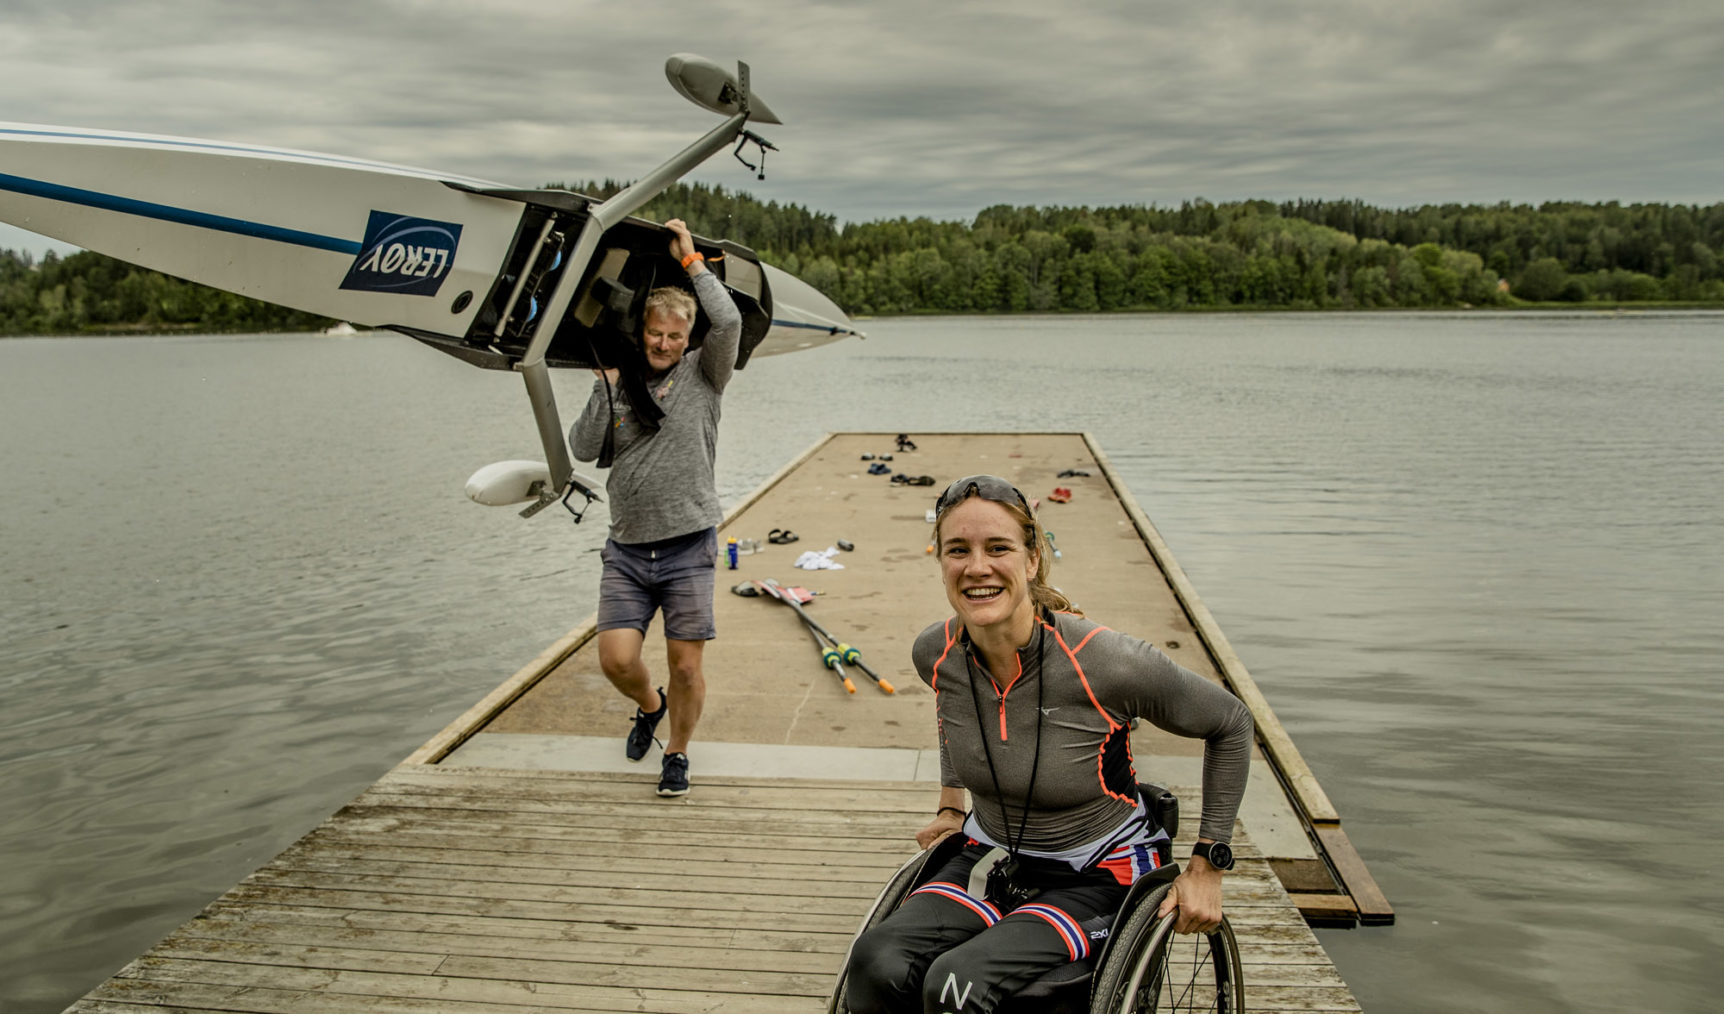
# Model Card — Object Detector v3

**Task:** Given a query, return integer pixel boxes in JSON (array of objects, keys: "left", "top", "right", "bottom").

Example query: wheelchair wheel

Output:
[
  {"left": 1090, "top": 887, "right": 1245, "bottom": 1013},
  {"left": 827, "top": 845, "right": 942, "bottom": 1014}
]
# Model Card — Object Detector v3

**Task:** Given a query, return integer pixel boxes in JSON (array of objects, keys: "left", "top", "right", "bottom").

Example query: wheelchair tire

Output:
[
  {"left": 1089, "top": 886, "right": 1245, "bottom": 1013},
  {"left": 827, "top": 846, "right": 940, "bottom": 1014}
]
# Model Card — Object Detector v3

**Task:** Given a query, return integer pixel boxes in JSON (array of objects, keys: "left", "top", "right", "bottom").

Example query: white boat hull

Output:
[
  {"left": 0, "top": 123, "right": 525, "bottom": 336},
  {"left": 0, "top": 122, "right": 861, "bottom": 354}
]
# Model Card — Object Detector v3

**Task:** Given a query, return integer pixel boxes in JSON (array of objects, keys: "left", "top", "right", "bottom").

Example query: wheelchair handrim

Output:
[{"left": 1115, "top": 918, "right": 1240, "bottom": 1013}]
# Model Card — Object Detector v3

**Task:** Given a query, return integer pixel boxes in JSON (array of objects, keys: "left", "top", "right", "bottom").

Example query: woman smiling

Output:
[{"left": 842, "top": 475, "right": 1255, "bottom": 1014}]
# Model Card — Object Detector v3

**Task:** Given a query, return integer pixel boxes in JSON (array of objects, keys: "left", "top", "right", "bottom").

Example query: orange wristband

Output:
[{"left": 680, "top": 252, "right": 705, "bottom": 269}]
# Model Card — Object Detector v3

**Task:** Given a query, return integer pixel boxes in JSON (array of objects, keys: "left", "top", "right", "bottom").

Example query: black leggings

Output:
[{"left": 844, "top": 843, "right": 1128, "bottom": 1014}]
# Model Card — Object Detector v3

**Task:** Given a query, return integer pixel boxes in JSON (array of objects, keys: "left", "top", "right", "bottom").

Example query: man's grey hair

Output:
[{"left": 644, "top": 286, "right": 696, "bottom": 327}]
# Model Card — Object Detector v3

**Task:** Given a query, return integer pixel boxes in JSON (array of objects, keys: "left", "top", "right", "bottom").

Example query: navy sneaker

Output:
[
  {"left": 626, "top": 688, "right": 667, "bottom": 761},
  {"left": 657, "top": 751, "right": 690, "bottom": 797}
]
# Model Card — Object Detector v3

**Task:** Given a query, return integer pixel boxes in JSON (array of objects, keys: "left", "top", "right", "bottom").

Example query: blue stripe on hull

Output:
[
  {"left": 770, "top": 318, "right": 849, "bottom": 333},
  {"left": 0, "top": 170, "right": 360, "bottom": 254}
]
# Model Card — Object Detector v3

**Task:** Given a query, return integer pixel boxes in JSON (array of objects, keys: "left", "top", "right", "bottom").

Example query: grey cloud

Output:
[{"left": 1, "top": 0, "right": 1720, "bottom": 254}]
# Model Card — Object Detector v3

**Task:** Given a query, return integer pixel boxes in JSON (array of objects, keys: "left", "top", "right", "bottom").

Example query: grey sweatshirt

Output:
[
  {"left": 570, "top": 270, "right": 742, "bottom": 544},
  {"left": 914, "top": 611, "right": 1255, "bottom": 852}
]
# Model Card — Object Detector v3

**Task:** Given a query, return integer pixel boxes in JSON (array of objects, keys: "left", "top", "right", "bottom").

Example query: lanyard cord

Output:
[{"left": 965, "top": 619, "right": 1046, "bottom": 859}]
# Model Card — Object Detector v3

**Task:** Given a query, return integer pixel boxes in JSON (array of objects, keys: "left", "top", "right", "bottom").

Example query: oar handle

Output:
[{"left": 840, "top": 646, "right": 895, "bottom": 695}]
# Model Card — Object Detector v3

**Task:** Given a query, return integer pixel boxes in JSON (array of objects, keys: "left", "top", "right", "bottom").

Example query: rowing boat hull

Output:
[{"left": 0, "top": 122, "right": 859, "bottom": 354}]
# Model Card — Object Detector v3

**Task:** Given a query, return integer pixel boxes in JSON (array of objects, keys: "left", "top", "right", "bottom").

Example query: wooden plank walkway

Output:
[{"left": 70, "top": 765, "right": 1359, "bottom": 1013}]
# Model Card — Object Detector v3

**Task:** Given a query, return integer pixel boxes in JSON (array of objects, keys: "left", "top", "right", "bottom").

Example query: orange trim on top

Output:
[
  {"left": 1070, "top": 624, "right": 1109, "bottom": 655},
  {"left": 931, "top": 617, "right": 959, "bottom": 691},
  {"left": 931, "top": 618, "right": 960, "bottom": 749},
  {"left": 1044, "top": 618, "right": 1135, "bottom": 804},
  {"left": 1046, "top": 621, "right": 1116, "bottom": 731},
  {"left": 994, "top": 650, "right": 1024, "bottom": 741}
]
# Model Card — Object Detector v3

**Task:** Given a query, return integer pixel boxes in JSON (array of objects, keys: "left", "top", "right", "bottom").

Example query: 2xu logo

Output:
[{"left": 340, "top": 211, "right": 463, "bottom": 297}]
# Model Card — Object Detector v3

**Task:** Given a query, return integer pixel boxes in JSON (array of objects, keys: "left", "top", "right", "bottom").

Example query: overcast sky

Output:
[{"left": 3, "top": 0, "right": 1720, "bottom": 255}]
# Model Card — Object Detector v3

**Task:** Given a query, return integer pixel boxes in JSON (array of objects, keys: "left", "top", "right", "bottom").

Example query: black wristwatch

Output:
[{"left": 1191, "top": 841, "right": 1234, "bottom": 871}]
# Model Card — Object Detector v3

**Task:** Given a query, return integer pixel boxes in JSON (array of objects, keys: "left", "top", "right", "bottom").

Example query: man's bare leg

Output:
[
  {"left": 598, "top": 628, "right": 663, "bottom": 713},
  {"left": 663, "top": 638, "right": 706, "bottom": 756}
]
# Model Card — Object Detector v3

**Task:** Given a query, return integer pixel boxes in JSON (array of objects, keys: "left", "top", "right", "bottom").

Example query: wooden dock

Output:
[{"left": 68, "top": 432, "right": 1377, "bottom": 1013}]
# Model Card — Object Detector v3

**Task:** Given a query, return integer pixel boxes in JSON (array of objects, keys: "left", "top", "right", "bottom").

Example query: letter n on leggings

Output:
[{"left": 940, "top": 972, "right": 974, "bottom": 1010}]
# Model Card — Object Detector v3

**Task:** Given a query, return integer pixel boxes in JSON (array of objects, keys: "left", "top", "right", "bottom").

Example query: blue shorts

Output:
[{"left": 597, "top": 527, "right": 718, "bottom": 641}]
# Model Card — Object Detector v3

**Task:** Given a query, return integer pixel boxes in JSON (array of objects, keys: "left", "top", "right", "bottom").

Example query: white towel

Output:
[{"left": 794, "top": 547, "right": 845, "bottom": 570}]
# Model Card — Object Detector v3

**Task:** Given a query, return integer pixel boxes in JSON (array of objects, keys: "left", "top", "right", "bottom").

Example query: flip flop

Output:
[
  {"left": 768, "top": 528, "right": 800, "bottom": 544},
  {"left": 893, "top": 474, "right": 936, "bottom": 486},
  {"left": 867, "top": 462, "right": 891, "bottom": 475},
  {"left": 1048, "top": 487, "right": 1073, "bottom": 503}
]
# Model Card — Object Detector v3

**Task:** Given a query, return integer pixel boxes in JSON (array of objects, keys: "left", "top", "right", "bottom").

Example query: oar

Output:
[
  {"left": 803, "top": 620, "right": 896, "bottom": 695},
  {"left": 805, "top": 621, "right": 855, "bottom": 694},
  {"left": 759, "top": 579, "right": 896, "bottom": 694},
  {"left": 838, "top": 645, "right": 896, "bottom": 695},
  {"left": 755, "top": 579, "right": 854, "bottom": 694}
]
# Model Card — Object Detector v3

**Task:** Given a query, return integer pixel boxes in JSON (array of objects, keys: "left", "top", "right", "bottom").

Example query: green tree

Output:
[{"left": 1516, "top": 258, "right": 1569, "bottom": 301}]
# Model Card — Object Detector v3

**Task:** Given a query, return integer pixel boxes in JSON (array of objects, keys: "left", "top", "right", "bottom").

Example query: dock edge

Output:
[{"left": 1084, "top": 432, "right": 1394, "bottom": 926}]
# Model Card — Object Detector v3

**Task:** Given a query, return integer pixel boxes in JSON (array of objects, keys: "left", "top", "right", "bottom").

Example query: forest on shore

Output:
[{"left": 4, "top": 188, "right": 1721, "bottom": 335}]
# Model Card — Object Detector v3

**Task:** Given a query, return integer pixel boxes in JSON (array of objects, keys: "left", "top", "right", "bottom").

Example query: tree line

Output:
[
  {"left": 618, "top": 185, "right": 1723, "bottom": 313},
  {"left": 5, "top": 189, "right": 1721, "bottom": 334},
  {"left": 1, "top": 245, "right": 331, "bottom": 335}
]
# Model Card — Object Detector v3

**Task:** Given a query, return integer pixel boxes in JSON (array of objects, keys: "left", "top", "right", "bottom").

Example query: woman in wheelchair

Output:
[{"left": 841, "top": 475, "right": 1255, "bottom": 1014}]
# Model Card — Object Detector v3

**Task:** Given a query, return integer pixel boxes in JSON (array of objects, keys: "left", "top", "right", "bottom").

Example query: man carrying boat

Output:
[{"left": 570, "top": 219, "right": 741, "bottom": 797}]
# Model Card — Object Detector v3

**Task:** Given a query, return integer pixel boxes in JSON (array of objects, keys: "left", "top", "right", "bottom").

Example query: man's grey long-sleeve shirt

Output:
[{"left": 570, "top": 270, "right": 742, "bottom": 544}]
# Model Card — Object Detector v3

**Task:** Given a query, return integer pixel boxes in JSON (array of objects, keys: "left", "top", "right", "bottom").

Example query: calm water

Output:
[{"left": 3, "top": 312, "right": 1721, "bottom": 1012}]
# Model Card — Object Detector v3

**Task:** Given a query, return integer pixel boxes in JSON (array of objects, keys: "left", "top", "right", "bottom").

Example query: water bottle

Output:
[{"left": 726, "top": 536, "right": 738, "bottom": 570}]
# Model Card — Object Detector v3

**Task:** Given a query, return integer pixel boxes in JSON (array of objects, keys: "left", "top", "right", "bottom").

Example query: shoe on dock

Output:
[
  {"left": 658, "top": 751, "right": 690, "bottom": 796},
  {"left": 626, "top": 688, "right": 667, "bottom": 761}
]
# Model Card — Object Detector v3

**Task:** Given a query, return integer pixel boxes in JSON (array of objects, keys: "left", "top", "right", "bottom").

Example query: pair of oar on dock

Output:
[{"left": 754, "top": 578, "right": 895, "bottom": 695}]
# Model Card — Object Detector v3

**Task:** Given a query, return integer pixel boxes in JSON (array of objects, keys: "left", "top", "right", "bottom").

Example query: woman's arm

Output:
[
  {"left": 1103, "top": 628, "right": 1254, "bottom": 932},
  {"left": 1117, "top": 637, "right": 1254, "bottom": 843}
]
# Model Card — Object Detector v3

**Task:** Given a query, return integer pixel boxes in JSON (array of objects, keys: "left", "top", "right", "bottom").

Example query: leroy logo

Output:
[{"left": 340, "top": 211, "right": 463, "bottom": 296}]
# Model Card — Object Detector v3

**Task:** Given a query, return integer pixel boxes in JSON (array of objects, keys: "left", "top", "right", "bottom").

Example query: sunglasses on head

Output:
[{"left": 935, "top": 475, "right": 1032, "bottom": 516}]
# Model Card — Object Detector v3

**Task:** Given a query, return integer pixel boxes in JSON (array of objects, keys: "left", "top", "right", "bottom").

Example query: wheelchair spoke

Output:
[
  {"left": 1163, "top": 932, "right": 1219, "bottom": 1011},
  {"left": 1108, "top": 923, "right": 1239, "bottom": 1013}
]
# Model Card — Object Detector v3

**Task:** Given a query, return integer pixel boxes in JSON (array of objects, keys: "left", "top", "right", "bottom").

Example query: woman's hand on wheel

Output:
[
  {"left": 1157, "top": 855, "right": 1224, "bottom": 934},
  {"left": 916, "top": 812, "right": 963, "bottom": 849}
]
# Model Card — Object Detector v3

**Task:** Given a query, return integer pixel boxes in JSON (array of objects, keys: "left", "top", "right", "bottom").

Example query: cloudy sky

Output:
[{"left": 2, "top": 0, "right": 1720, "bottom": 255}]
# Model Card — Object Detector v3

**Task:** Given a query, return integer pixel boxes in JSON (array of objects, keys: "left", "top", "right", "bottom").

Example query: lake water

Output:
[{"left": 3, "top": 311, "right": 1721, "bottom": 1013}]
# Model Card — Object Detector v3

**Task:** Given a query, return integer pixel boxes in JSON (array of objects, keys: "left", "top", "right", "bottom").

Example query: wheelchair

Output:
[{"left": 827, "top": 785, "right": 1245, "bottom": 1014}]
